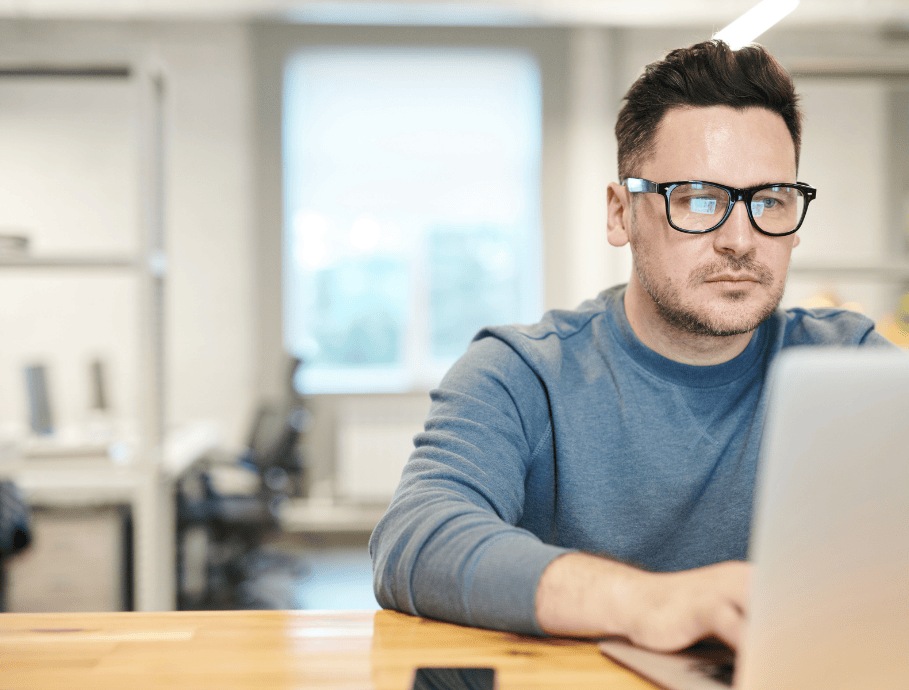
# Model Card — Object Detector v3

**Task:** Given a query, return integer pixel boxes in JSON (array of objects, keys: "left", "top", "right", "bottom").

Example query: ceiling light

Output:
[{"left": 714, "top": 0, "right": 800, "bottom": 50}]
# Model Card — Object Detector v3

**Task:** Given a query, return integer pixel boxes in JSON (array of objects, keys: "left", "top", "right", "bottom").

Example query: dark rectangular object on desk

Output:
[
  {"left": 24, "top": 364, "right": 53, "bottom": 436},
  {"left": 90, "top": 358, "right": 108, "bottom": 411}
]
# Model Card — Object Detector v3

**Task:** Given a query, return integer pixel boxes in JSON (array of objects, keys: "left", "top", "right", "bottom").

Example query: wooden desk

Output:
[{"left": 0, "top": 609, "right": 656, "bottom": 689}]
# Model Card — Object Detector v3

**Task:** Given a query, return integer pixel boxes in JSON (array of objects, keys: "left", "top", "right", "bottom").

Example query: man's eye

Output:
[{"left": 751, "top": 196, "right": 785, "bottom": 217}]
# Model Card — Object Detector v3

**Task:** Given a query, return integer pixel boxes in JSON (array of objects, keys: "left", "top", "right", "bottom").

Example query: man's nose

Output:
[{"left": 713, "top": 199, "right": 758, "bottom": 256}]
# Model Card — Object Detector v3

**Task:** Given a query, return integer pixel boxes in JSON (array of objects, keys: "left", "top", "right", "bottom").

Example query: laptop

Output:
[{"left": 599, "top": 348, "right": 909, "bottom": 690}]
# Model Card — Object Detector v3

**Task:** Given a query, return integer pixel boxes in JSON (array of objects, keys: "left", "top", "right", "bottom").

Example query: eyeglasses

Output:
[{"left": 623, "top": 178, "right": 817, "bottom": 237}]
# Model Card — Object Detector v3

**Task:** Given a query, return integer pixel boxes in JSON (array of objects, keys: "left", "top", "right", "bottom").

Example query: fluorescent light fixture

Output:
[{"left": 714, "top": 0, "right": 800, "bottom": 50}]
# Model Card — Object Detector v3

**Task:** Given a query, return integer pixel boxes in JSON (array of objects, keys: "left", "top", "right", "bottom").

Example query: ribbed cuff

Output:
[{"left": 463, "top": 537, "right": 574, "bottom": 636}]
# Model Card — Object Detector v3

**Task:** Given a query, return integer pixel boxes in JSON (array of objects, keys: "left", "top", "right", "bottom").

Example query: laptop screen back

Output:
[{"left": 738, "top": 348, "right": 909, "bottom": 690}]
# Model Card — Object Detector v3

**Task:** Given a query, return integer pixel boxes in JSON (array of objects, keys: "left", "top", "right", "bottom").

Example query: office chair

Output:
[{"left": 176, "top": 358, "right": 309, "bottom": 610}]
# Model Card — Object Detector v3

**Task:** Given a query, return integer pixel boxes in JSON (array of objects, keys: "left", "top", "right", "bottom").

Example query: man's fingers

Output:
[
  {"left": 625, "top": 561, "right": 750, "bottom": 652},
  {"left": 710, "top": 599, "right": 746, "bottom": 651},
  {"left": 698, "top": 562, "right": 749, "bottom": 651}
]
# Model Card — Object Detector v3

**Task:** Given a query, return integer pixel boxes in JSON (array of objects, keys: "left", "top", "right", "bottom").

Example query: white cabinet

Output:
[{"left": 6, "top": 505, "right": 131, "bottom": 612}]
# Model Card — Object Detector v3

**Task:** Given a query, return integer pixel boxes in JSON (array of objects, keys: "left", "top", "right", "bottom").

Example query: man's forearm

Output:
[
  {"left": 535, "top": 552, "right": 750, "bottom": 651},
  {"left": 535, "top": 552, "right": 640, "bottom": 637}
]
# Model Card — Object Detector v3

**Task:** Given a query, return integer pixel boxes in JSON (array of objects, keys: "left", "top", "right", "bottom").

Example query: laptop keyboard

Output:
[
  {"left": 687, "top": 639, "right": 736, "bottom": 687},
  {"left": 692, "top": 658, "right": 735, "bottom": 686}
]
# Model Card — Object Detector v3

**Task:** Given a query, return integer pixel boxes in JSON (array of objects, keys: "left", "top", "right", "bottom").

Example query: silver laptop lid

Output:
[{"left": 738, "top": 348, "right": 909, "bottom": 690}]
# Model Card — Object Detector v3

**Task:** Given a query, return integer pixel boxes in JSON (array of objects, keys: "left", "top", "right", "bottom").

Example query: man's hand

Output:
[
  {"left": 620, "top": 560, "right": 749, "bottom": 651},
  {"left": 536, "top": 553, "right": 750, "bottom": 651}
]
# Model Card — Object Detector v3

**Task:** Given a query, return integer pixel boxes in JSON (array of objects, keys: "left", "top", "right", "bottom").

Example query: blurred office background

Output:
[{"left": 0, "top": 0, "right": 907, "bottom": 613}]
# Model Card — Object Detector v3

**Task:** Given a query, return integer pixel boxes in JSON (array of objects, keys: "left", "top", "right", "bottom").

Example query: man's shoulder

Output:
[
  {"left": 443, "top": 288, "right": 624, "bottom": 398},
  {"left": 480, "top": 287, "right": 621, "bottom": 351},
  {"left": 779, "top": 306, "right": 880, "bottom": 346}
]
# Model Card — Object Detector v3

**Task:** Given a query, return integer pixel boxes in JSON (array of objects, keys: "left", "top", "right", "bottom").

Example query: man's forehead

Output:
[{"left": 642, "top": 105, "right": 797, "bottom": 183}]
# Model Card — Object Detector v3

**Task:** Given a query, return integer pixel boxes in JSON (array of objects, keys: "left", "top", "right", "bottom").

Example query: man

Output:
[{"left": 369, "top": 40, "right": 895, "bottom": 651}]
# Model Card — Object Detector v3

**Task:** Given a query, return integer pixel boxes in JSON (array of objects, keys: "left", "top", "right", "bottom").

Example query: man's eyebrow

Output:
[{"left": 718, "top": 180, "right": 797, "bottom": 189}]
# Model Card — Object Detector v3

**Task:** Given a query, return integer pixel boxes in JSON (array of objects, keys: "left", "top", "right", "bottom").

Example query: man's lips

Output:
[{"left": 689, "top": 258, "right": 774, "bottom": 287}]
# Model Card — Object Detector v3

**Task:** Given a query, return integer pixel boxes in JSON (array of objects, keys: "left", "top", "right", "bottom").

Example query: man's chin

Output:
[
  {"left": 692, "top": 302, "right": 779, "bottom": 337},
  {"left": 656, "top": 295, "right": 780, "bottom": 338}
]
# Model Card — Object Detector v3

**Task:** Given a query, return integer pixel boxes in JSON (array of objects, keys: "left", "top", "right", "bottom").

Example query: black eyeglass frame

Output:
[{"left": 622, "top": 177, "right": 817, "bottom": 237}]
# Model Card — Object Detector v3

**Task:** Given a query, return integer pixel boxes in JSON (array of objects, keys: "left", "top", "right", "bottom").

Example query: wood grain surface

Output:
[{"left": 0, "top": 609, "right": 657, "bottom": 689}]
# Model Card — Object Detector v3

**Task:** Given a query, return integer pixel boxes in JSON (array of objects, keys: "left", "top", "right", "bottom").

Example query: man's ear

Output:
[
  {"left": 792, "top": 233, "right": 800, "bottom": 248},
  {"left": 607, "top": 181, "right": 632, "bottom": 247}
]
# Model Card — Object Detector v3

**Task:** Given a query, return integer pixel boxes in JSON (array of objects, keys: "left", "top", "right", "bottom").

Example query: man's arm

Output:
[
  {"left": 370, "top": 335, "right": 574, "bottom": 634},
  {"left": 536, "top": 552, "right": 750, "bottom": 651}
]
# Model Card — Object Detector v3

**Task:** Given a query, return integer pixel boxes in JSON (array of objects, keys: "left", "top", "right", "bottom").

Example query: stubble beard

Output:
[{"left": 628, "top": 215, "right": 787, "bottom": 338}]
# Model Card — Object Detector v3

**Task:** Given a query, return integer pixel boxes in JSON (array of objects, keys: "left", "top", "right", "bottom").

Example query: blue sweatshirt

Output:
[{"left": 369, "top": 284, "right": 892, "bottom": 635}]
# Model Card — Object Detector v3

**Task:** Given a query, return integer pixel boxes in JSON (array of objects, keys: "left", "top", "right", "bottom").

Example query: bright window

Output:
[{"left": 283, "top": 48, "right": 542, "bottom": 393}]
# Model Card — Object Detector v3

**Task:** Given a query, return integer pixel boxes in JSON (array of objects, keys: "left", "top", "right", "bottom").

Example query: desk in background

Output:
[
  {"left": 0, "top": 609, "right": 656, "bottom": 689},
  {"left": 0, "top": 422, "right": 222, "bottom": 612}
]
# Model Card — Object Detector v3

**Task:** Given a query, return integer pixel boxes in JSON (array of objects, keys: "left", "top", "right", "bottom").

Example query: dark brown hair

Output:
[{"left": 616, "top": 40, "right": 802, "bottom": 180}]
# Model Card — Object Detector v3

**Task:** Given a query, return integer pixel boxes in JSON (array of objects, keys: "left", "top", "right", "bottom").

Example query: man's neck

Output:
[{"left": 622, "top": 282, "right": 755, "bottom": 366}]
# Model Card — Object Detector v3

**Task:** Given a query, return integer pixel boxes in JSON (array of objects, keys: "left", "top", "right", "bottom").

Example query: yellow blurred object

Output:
[
  {"left": 840, "top": 301, "right": 865, "bottom": 314},
  {"left": 796, "top": 289, "right": 839, "bottom": 310},
  {"left": 898, "top": 293, "right": 909, "bottom": 333},
  {"left": 877, "top": 292, "right": 909, "bottom": 346}
]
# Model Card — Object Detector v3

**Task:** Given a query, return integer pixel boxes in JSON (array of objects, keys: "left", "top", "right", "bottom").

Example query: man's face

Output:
[{"left": 620, "top": 105, "right": 800, "bottom": 337}]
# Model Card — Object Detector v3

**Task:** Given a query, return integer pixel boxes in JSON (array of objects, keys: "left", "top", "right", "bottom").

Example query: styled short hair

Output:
[{"left": 616, "top": 40, "right": 802, "bottom": 180}]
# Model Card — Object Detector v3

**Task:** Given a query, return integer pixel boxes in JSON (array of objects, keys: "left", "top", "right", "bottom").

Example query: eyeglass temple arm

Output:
[{"left": 623, "top": 178, "right": 657, "bottom": 193}]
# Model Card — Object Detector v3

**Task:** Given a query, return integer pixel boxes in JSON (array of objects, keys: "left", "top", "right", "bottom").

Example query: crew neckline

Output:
[{"left": 602, "top": 285, "right": 769, "bottom": 389}]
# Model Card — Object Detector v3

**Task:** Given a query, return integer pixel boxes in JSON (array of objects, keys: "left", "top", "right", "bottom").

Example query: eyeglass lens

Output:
[{"left": 668, "top": 183, "right": 806, "bottom": 234}]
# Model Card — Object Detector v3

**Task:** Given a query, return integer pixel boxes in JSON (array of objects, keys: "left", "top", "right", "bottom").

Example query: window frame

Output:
[{"left": 251, "top": 23, "right": 573, "bottom": 400}]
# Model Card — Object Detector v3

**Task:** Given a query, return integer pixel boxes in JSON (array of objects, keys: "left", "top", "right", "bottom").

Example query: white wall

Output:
[
  {"left": 561, "top": 27, "right": 630, "bottom": 309},
  {"left": 785, "top": 78, "right": 895, "bottom": 322},
  {"left": 0, "top": 19, "right": 256, "bottom": 447}
]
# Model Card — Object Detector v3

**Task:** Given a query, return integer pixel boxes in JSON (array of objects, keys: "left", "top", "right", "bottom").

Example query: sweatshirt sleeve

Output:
[{"left": 368, "top": 333, "right": 573, "bottom": 635}]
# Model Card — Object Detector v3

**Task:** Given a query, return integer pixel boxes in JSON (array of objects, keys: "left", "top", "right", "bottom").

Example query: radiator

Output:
[{"left": 335, "top": 396, "right": 429, "bottom": 503}]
